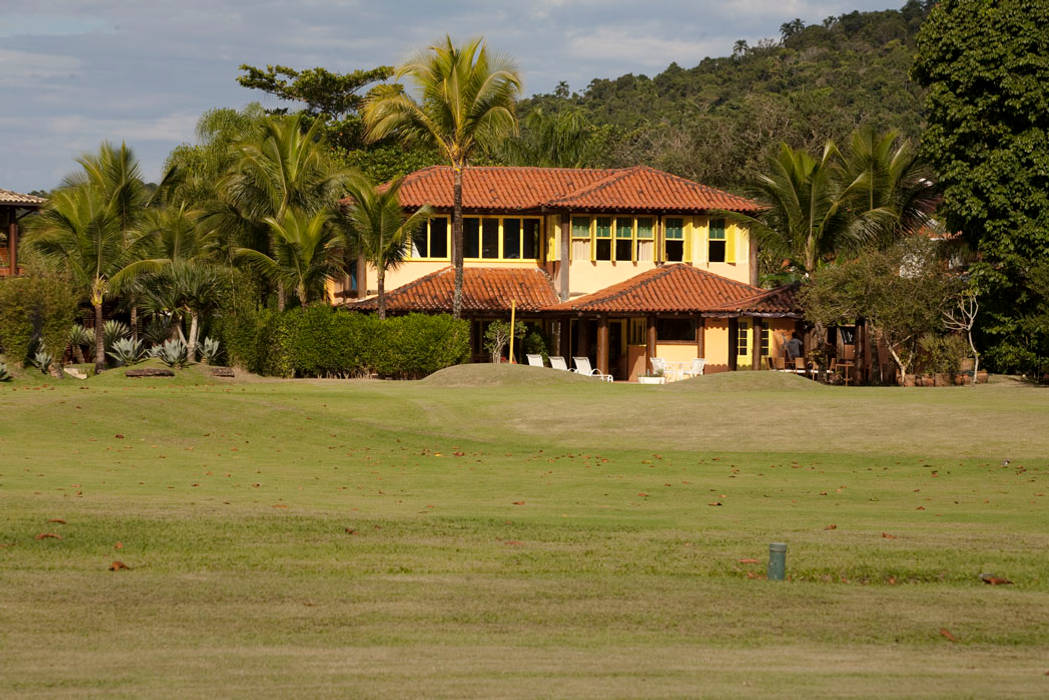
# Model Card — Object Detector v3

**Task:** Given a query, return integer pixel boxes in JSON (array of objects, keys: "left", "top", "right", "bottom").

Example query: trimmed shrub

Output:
[
  {"left": 218, "top": 305, "right": 469, "bottom": 379},
  {"left": 0, "top": 275, "right": 77, "bottom": 367}
]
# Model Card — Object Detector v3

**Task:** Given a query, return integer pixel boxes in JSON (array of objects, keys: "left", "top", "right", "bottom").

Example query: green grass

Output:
[{"left": 2, "top": 363, "right": 1049, "bottom": 697}]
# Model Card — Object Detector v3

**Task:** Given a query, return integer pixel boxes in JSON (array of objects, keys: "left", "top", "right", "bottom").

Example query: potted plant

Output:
[{"left": 638, "top": 369, "right": 665, "bottom": 385}]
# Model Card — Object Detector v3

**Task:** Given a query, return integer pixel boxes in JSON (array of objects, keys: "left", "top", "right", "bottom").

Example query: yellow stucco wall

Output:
[
  {"left": 655, "top": 343, "right": 698, "bottom": 363},
  {"left": 704, "top": 320, "right": 730, "bottom": 367}
]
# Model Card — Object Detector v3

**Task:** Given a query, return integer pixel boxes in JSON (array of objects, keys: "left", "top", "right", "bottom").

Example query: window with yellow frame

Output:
[
  {"left": 570, "top": 215, "right": 656, "bottom": 262},
  {"left": 409, "top": 216, "right": 542, "bottom": 261}
]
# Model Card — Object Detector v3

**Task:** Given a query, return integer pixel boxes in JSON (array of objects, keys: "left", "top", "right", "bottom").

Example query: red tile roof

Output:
[
  {"left": 0, "top": 188, "right": 46, "bottom": 206},
  {"left": 549, "top": 264, "right": 800, "bottom": 316},
  {"left": 385, "top": 165, "right": 761, "bottom": 213},
  {"left": 349, "top": 266, "right": 559, "bottom": 314},
  {"left": 708, "top": 284, "right": 802, "bottom": 317}
]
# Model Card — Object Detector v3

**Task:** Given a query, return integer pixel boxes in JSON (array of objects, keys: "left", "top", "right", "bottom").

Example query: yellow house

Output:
[{"left": 341, "top": 166, "right": 802, "bottom": 379}]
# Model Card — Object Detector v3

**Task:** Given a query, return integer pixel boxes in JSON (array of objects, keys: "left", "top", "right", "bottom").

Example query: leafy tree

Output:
[
  {"left": 237, "top": 64, "right": 393, "bottom": 119},
  {"left": 364, "top": 36, "right": 522, "bottom": 319},
  {"left": 802, "top": 237, "right": 960, "bottom": 384},
  {"left": 912, "top": 0, "right": 1049, "bottom": 374},
  {"left": 0, "top": 271, "right": 78, "bottom": 372},
  {"left": 341, "top": 176, "right": 432, "bottom": 320},
  {"left": 498, "top": 107, "right": 600, "bottom": 168}
]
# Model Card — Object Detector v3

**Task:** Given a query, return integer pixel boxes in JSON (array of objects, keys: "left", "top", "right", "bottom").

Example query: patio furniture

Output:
[
  {"left": 573, "top": 356, "right": 613, "bottom": 382},
  {"left": 650, "top": 356, "right": 673, "bottom": 381},
  {"left": 525, "top": 353, "right": 545, "bottom": 368},
  {"left": 831, "top": 345, "right": 857, "bottom": 385},
  {"left": 549, "top": 356, "right": 571, "bottom": 371},
  {"left": 681, "top": 357, "right": 706, "bottom": 378}
]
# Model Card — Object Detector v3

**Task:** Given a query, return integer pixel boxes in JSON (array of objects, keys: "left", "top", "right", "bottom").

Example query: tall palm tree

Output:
[
  {"left": 363, "top": 36, "right": 521, "bottom": 318},
  {"left": 27, "top": 186, "right": 148, "bottom": 373},
  {"left": 342, "top": 176, "right": 432, "bottom": 319},
  {"left": 500, "top": 107, "right": 593, "bottom": 168},
  {"left": 236, "top": 208, "right": 346, "bottom": 307},
  {"left": 739, "top": 142, "right": 892, "bottom": 279},
  {"left": 840, "top": 126, "right": 939, "bottom": 248}
]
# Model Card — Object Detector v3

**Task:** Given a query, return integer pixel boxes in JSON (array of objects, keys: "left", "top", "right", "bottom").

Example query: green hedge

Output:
[
  {"left": 219, "top": 306, "right": 469, "bottom": 379},
  {"left": 0, "top": 275, "right": 77, "bottom": 367}
]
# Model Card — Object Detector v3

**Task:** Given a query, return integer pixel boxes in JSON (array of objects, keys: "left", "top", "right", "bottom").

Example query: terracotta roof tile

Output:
[
  {"left": 382, "top": 166, "right": 760, "bottom": 213},
  {"left": 708, "top": 284, "right": 802, "bottom": 316},
  {"left": 349, "top": 266, "right": 559, "bottom": 314},
  {"left": 549, "top": 264, "right": 798, "bottom": 315},
  {"left": 0, "top": 188, "right": 46, "bottom": 206}
]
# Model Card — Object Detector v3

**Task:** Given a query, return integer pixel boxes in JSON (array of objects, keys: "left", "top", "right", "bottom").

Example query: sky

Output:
[{"left": 1, "top": 0, "right": 900, "bottom": 192}]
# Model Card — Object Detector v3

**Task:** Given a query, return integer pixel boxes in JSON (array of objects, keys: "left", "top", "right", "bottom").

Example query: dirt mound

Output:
[
  {"left": 420, "top": 363, "right": 594, "bottom": 387},
  {"left": 665, "top": 370, "right": 824, "bottom": 393}
]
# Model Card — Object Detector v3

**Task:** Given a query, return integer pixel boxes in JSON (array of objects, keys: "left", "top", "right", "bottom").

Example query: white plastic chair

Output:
[
  {"left": 525, "top": 353, "right": 545, "bottom": 367},
  {"left": 573, "top": 356, "right": 613, "bottom": 382},
  {"left": 549, "top": 356, "right": 570, "bottom": 371},
  {"left": 650, "top": 356, "right": 670, "bottom": 380},
  {"left": 682, "top": 357, "right": 706, "bottom": 379}
]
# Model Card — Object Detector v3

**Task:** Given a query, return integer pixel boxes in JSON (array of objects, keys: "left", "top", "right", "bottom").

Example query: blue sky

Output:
[{"left": 1, "top": 0, "right": 900, "bottom": 191}]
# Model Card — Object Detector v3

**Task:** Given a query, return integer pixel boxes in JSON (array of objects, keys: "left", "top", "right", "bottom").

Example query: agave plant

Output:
[
  {"left": 0, "top": 362, "right": 12, "bottom": 382},
  {"left": 102, "top": 320, "right": 131, "bottom": 353},
  {"left": 199, "top": 336, "right": 221, "bottom": 365},
  {"left": 68, "top": 324, "right": 94, "bottom": 363},
  {"left": 156, "top": 338, "right": 188, "bottom": 368},
  {"left": 107, "top": 337, "right": 147, "bottom": 367},
  {"left": 31, "top": 350, "right": 53, "bottom": 374}
]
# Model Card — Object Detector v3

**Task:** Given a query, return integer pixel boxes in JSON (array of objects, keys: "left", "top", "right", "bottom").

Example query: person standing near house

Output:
[{"left": 785, "top": 332, "right": 804, "bottom": 361}]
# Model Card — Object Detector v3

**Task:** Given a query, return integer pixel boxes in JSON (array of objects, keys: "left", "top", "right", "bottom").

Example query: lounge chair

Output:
[
  {"left": 681, "top": 357, "right": 706, "bottom": 378},
  {"left": 573, "top": 356, "right": 613, "bottom": 382},
  {"left": 525, "top": 353, "right": 545, "bottom": 367},
  {"left": 549, "top": 356, "right": 570, "bottom": 371}
]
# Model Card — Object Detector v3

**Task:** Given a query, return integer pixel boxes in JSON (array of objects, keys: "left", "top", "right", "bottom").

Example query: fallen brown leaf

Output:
[
  {"left": 825, "top": 524, "right": 837, "bottom": 530},
  {"left": 47, "top": 518, "right": 66, "bottom": 524},
  {"left": 739, "top": 558, "right": 759, "bottom": 564},
  {"left": 344, "top": 528, "right": 357, "bottom": 535},
  {"left": 108, "top": 561, "right": 130, "bottom": 571},
  {"left": 512, "top": 500, "right": 525, "bottom": 506},
  {"left": 114, "top": 541, "right": 123, "bottom": 549},
  {"left": 35, "top": 533, "right": 62, "bottom": 540},
  {"left": 114, "top": 434, "right": 125, "bottom": 439},
  {"left": 708, "top": 501, "right": 722, "bottom": 506},
  {"left": 979, "top": 573, "right": 1013, "bottom": 585},
  {"left": 272, "top": 504, "right": 288, "bottom": 509},
  {"left": 882, "top": 532, "right": 897, "bottom": 539},
  {"left": 939, "top": 627, "right": 958, "bottom": 643}
]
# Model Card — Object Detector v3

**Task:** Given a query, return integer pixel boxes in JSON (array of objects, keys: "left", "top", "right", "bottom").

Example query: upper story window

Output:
[
  {"left": 708, "top": 218, "right": 727, "bottom": 263},
  {"left": 411, "top": 217, "right": 449, "bottom": 259},
  {"left": 664, "top": 218, "right": 685, "bottom": 262},
  {"left": 571, "top": 215, "right": 655, "bottom": 262},
  {"left": 413, "top": 216, "right": 541, "bottom": 261}
]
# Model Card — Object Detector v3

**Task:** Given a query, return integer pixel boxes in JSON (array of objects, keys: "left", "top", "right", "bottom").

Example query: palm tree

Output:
[
  {"left": 139, "top": 261, "right": 224, "bottom": 358},
  {"left": 840, "top": 126, "right": 938, "bottom": 248},
  {"left": 500, "top": 107, "right": 594, "bottom": 168},
  {"left": 27, "top": 186, "right": 148, "bottom": 373},
  {"left": 342, "top": 176, "right": 432, "bottom": 319},
  {"left": 219, "top": 114, "right": 355, "bottom": 309},
  {"left": 363, "top": 36, "right": 521, "bottom": 318},
  {"left": 739, "top": 142, "right": 891, "bottom": 279},
  {"left": 236, "top": 208, "right": 346, "bottom": 307}
]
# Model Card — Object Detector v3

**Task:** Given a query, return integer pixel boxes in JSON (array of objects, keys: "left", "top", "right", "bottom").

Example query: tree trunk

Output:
[
  {"left": 187, "top": 311, "right": 199, "bottom": 361},
  {"left": 277, "top": 280, "right": 286, "bottom": 312},
  {"left": 377, "top": 265, "right": 386, "bottom": 321},
  {"left": 73, "top": 344, "right": 85, "bottom": 364},
  {"left": 93, "top": 301, "right": 105, "bottom": 375},
  {"left": 451, "top": 162, "right": 464, "bottom": 319},
  {"left": 968, "top": 329, "right": 979, "bottom": 387},
  {"left": 130, "top": 303, "right": 138, "bottom": 344}
]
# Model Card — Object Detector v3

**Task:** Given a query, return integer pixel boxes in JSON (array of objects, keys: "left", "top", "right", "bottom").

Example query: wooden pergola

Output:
[{"left": 1, "top": 188, "right": 47, "bottom": 277}]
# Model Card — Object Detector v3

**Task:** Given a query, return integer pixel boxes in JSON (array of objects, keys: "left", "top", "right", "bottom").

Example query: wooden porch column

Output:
[
  {"left": 695, "top": 317, "right": 706, "bottom": 358},
  {"left": 355, "top": 255, "right": 367, "bottom": 299},
  {"left": 751, "top": 317, "right": 764, "bottom": 370},
  {"left": 728, "top": 317, "right": 739, "bottom": 371},
  {"left": 559, "top": 213, "right": 571, "bottom": 301},
  {"left": 9, "top": 219, "right": 18, "bottom": 274},
  {"left": 596, "top": 315, "right": 610, "bottom": 376},
  {"left": 646, "top": 316, "right": 657, "bottom": 372},
  {"left": 558, "top": 319, "right": 571, "bottom": 358},
  {"left": 577, "top": 317, "right": 589, "bottom": 360}
]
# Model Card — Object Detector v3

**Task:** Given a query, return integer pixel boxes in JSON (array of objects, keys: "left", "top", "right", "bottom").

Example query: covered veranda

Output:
[{"left": 0, "top": 188, "right": 47, "bottom": 277}]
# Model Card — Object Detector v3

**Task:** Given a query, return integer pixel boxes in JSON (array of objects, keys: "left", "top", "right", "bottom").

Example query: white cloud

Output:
[
  {"left": 566, "top": 26, "right": 724, "bottom": 67},
  {"left": 0, "top": 49, "right": 82, "bottom": 87}
]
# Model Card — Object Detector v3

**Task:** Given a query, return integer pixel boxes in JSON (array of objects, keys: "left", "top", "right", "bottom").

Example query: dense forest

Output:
[{"left": 516, "top": 1, "right": 933, "bottom": 191}]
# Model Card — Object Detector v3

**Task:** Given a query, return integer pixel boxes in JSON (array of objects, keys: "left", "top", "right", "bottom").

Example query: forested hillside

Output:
[{"left": 517, "top": 1, "right": 933, "bottom": 191}]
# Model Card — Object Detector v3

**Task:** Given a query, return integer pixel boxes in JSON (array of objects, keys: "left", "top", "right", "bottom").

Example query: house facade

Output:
[
  {"left": 0, "top": 188, "right": 47, "bottom": 278},
  {"left": 338, "top": 166, "right": 802, "bottom": 380}
]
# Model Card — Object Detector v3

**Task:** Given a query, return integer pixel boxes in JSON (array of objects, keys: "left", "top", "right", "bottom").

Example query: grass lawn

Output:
[{"left": 2, "top": 363, "right": 1048, "bottom": 697}]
